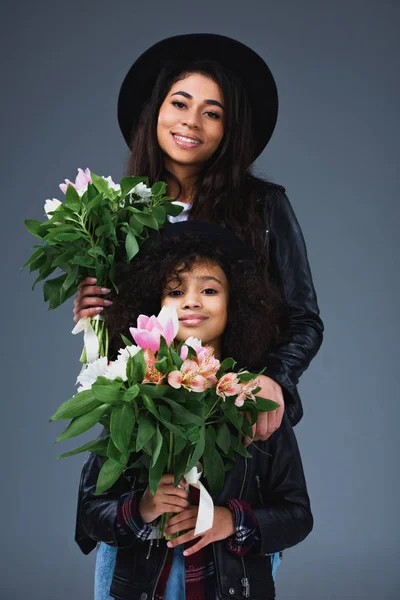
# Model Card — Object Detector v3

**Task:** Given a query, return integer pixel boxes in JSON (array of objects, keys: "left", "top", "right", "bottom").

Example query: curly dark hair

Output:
[{"left": 105, "top": 232, "right": 282, "bottom": 372}]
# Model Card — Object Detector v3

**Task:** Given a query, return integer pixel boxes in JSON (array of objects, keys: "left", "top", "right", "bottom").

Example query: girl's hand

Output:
[
  {"left": 244, "top": 374, "right": 285, "bottom": 445},
  {"left": 139, "top": 474, "right": 189, "bottom": 524},
  {"left": 73, "top": 277, "right": 113, "bottom": 323},
  {"left": 164, "top": 506, "right": 235, "bottom": 556}
]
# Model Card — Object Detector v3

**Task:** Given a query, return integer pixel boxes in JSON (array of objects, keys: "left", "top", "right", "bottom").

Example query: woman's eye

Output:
[
  {"left": 205, "top": 111, "right": 220, "bottom": 119},
  {"left": 172, "top": 101, "right": 186, "bottom": 109}
]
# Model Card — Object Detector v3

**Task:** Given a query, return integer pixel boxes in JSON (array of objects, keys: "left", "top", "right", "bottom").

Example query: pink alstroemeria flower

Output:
[
  {"left": 216, "top": 372, "right": 242, "bottom": 400},
  {"left": 198, "top": 346, "right": 220, "bottom": 379},
  {"left": 235, "top": 377, "right": 260, "bottom": 407},
  {"left": 130, "top": 307, "right": 179, "bottom": 353},
  {"left": 168, "top": 360, "right": 207, "bottom": 392},
  {"left": 59, "top": 168, "right": 92, "bottom": 196},
  {"left": 142, "top": 349, "right": 165, "bottom": 385}
]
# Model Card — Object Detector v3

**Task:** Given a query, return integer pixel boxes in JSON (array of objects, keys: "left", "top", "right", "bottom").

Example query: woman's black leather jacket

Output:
[
  {"left": 259, "top": 183, "right": 324, "bottom": 425},
  {"left": 79, "top": 415, "right": 312, "bottom": 600}
]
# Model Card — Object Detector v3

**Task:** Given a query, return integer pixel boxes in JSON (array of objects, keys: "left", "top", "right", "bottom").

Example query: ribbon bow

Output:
[{"left": 184, "top": 463, "right": 214, "bottom": 535}]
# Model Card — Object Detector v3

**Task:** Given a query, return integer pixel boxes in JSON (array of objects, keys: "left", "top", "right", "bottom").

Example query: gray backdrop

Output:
[{"left": 1, "top": 0, "right": 399, "bottom": 598}]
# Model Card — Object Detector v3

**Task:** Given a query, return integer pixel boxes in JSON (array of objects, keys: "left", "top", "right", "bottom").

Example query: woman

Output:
[
  {"left": 73, "top": 33, "right": 323, "bottom": 597},
  {"left": 80, "top": 221, "right": 313, "bottom": 600}
]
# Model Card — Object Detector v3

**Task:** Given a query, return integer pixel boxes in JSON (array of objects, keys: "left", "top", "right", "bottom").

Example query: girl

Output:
[
  {"left": 73, "top": 33, "right": 323, "bottom": 597},
  {"left": 79, "top": 221, "right": 313, "bottom": 600}
]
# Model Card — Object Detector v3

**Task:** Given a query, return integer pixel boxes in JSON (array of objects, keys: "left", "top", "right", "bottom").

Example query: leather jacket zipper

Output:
[
  {"left": 151, "top": 546, "right": 169, "bottom": 600},
  {"left": 255, "top": 474, "right": 264, "bottom": 506},
  {"left": 240, "top": 459, "right": 250, "bottom": 597}
]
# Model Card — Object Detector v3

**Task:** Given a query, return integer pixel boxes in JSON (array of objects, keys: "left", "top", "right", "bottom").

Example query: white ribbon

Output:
[
  {"left": 184, "top": 462, "right": 214, "bottom": 535},
  {"left": 71, "top": 315, "right": 101, "bottom": 363}
]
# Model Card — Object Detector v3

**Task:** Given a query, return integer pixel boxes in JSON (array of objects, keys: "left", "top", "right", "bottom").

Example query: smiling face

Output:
[
  {"left": 161, "top": 258, "right": 229, "bottom": 357},
  {"left": 157, "top": 73, "right": 225, "bottom": 178}
]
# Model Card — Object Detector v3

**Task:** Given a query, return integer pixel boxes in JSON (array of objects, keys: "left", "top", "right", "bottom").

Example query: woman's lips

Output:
[
  {"left": 179, "top": 316, "right": 208, "bottom": 326},
  {"left": 172, "top": 133, "right": 202, "bottom": 148}
]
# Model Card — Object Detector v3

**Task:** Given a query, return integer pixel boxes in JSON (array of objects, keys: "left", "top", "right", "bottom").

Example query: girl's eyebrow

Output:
[
  {"left": 171, "top": 91, "right": 224, "bottom": 110},
  {"left": 196, "top": 275, "right": 223, "bottom": 284}
]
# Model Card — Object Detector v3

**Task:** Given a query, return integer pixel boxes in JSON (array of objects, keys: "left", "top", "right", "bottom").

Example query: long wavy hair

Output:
[
  {"left": 105, "top": 232, "right": 282, "bottom": 371},
  {"left": 126, "top": 60, "right": 271, "bottom": 255}
]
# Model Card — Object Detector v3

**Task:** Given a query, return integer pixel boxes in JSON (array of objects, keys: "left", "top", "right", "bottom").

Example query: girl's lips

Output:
[
  {"left": 179, "top": 316, "right": 207, "bottom": 326},
  {"left": 172, "top": 133, "right": 202, "bottom": 149}
]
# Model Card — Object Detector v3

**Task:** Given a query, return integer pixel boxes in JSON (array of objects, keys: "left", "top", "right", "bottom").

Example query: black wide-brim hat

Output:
[{"left": 118, "top": 33, "right": 278, "bottom": 160}]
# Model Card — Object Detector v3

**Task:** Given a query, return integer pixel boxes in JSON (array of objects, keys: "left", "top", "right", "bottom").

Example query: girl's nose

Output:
[{"left": 182, "top": 295, "right": 202, "bottom": 309}]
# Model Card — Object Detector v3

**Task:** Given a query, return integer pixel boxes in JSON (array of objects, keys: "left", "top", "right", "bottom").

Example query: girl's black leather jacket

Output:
[{"left": 79, "top": 415, "right": 312, "bottom": 600}]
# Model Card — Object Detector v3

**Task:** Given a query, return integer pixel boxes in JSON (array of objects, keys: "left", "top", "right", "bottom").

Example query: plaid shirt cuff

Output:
[
  {"left": 225, "top": 499, "right": 259, "bottom": 557},
  {"left": 116, "top": 491, "right": 154, "bottom": 542}
]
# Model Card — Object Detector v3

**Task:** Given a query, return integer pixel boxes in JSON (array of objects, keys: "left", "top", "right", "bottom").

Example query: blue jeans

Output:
[{"left": 93, "top": 541, "right": 280, "bottom": 599}]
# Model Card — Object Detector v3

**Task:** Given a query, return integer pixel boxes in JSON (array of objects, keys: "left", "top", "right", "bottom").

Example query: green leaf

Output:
[
  {"left": 126, "top": 349, "right": 146, "bottom": 383},
  {"left": 152, "top": 205, "right": 166, "bottom": 224},
  {"left": 142, "top": 393, "right": 160, "bottom": 419},
  {"left": 149, "top": 436, "right": 168, "bottom": 495},
  {"left": 254, "top": 396, "right": 280, "bottom": 411},
  {"left": 110, "top": 403, "right": 135, "bottom": 455},
  {"left": 50, "top": 389, "right": 102, "bottom": 421},
  {"left": 90, "top": 172, "right": 112, "bottom": 195},
  {"left": 173, "top": 445, "right": 191, "bottom": 487},
  {"left": 72, "top": 254, "right": 95, "bottom": 267},
  {"left": 125, "top": 230, "right": 139, "bottom": 261},
  {"left": 128, "top": 214, "right": 144, "bottom": 235},
  {"left": 25, "top": 219, "right": 44, "bottom": 239},
  {"left": 92, "top": 380, "right": 122, "bottom": 404},
  {"left": 203, "top": 429, "right": 225, "bottom": 496},
  {"left": 57, "top": 436, "right": 109, "bottom": 459},
  {"left": 55, "top": 404, "right": 110, "bottom": 442},
  {"left": 120, "top": 334, "right": 133, "bottom": 347},
  {"left": 216, "top": 422, "right": 231, "bottom": 454},
  {"left": 164, "top": 202, "right": 184, "bottom": 217},
  {"left": 88, "top": 246, "right": 107, "bottom": 259},
  {"left": 43, "top": 274, "right": 67, "bottom": 309},
  {"left": 151, "top": 426, "right": 163, "bottom": 467},
  {"left": 237, "top": 371, "right": 259, "bottom": 383},
  {"left": 151, "top": 181, "right": 167, "bottom": 196},
  {"left": 173, "top": 434, "right": 187, "bottom": 456},
  {"left": 137, "top": 384, "right": 170, "bottom": 399},
  {"left": 95, "top": 457, "right": 126, "bottom": 495},
  {"left": 231, "top": 434, "right": 252, "bottom": 458},
  {"left": 22, "top": 246, "right": 44, "bottom": 269},
  {"left": 134, "top": 211, "right": 159, "bottom": 230},
  {"left": 217, "top": 357, "right": 236, "bottom": 376},
  {"left": 120, "top": 176, "right": 149, "bottom": 196},
  {"left": 122, "top": 385, "right": 139, "bottom": 401},
  {"left": 186, "top": 426, "right": 205, "bottom": 473},
  {"left": 136, "top": 413, "right": 156, "bottom": 452},
  {"left": 162, "top": 397, "right": 204, "bottom": 426},
  {"left": 170, "top": 349, "right": 183, "bottom": 370},
  {"left": 65, "top": 184, "right": 81, "bottom": 211}
]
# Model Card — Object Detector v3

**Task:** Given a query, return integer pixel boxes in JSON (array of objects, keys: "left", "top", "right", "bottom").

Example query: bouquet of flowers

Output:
[
  {"left": 23, "top": 168, "right": 182, "bottom": 361},
  {"left": 50, "top": 308, "right": 278, "bottom": 525}
]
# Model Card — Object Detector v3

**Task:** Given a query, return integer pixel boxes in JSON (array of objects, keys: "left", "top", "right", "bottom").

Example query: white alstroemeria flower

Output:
[
  {"left": 44, "top": 198, "right": 62, "bottom": 219},
  {"left": 131, "top": 182, "right": 152, "bottom": 203},
  {"left": 72, "top": 316, "right": 101, "bottom": 363},
  {"left": 117, "top": 344, "right": 141, "bottom": 361},
  {"left": 76, "top": 356, "right": 108, "bottom": 390},
  {"left": 102, "top": 175, "right": 121, "bottom": 192},
  {"left": 185, "top": 336, "right": 203, "bottom": 349}
]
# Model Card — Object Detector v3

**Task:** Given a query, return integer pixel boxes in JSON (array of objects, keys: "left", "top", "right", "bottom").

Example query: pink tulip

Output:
[
  {"left": 216, "top": 372, "right": 242, "bottom": 400},
  {"left": 59, "top": 168, "right": 92, "bottom": 196},
  {"left": 130, "top": 308, "right": 179, "bottom": 353},
  {"left": 180, "top": 345, "right": 189, "bottom": 361},
  {"left": 168, "top": 360, "right": 207, "bottom": 392}
]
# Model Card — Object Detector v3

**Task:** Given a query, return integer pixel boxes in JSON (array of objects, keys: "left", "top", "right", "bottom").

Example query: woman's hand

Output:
[
  {"left": 73, "top": 277, "right": 113, "bottom": 323},
  {"left": 164, "top": 506, "right": 235, "bottom": 556},
  {"left": 139, "top": 474, "right": 189, "bottom": 524},
  {"left": 244, "top": 374, "right": 285, "bottom": 445}
]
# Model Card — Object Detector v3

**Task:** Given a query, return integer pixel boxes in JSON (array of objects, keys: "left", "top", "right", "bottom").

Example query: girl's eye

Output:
[
  {"left": 172, "top": 101, "right": 186, "bottom": 109},
  {"left": 203, "top": 288, "right": 217, "bottom": 295},
  {"left": 167, "top": 289, "right": 183, "bottom": 297}
]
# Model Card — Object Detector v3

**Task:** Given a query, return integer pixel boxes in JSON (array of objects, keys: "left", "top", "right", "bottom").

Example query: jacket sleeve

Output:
[
  {"left": 79, "top": 451, "right": 148, "bottom": 549},
  {"left": 264, "top": 189, "right": 324, "bottom": 402},
  {"left": 252, "top": 414, "right": 313, "bottom": 555}
]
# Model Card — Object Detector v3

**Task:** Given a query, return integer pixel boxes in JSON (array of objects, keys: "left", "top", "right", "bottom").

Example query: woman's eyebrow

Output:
[{"left": 171, "top": 91, "right": 224, "bottom": 110}]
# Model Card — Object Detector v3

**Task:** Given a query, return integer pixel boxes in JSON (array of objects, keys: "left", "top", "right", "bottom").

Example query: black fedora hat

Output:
[{"left": 118, "top": 33, "right": 278, "bottom": 160}]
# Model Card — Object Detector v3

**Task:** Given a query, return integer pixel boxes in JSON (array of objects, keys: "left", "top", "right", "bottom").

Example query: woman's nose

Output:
[{"left": 181, "top": 112, "right": 199, "bottom": 129}]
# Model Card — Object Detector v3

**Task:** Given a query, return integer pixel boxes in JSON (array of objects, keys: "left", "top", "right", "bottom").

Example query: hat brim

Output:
[{"left": 118, "top": 33, "right": 278, "bottom": 160}]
